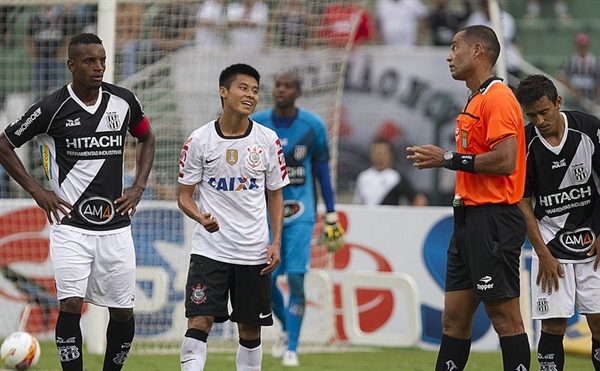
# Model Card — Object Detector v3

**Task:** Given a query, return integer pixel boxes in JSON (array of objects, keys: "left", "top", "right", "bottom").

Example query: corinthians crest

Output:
[
  {"left": 191, "top": 283, "right": 208, "bottom": 305},
  {"left": 245, "top": 145, "right": 263, "bottom": 168},
  {"left": 106, "top": 111, "right": 121, "bottom": 131}
]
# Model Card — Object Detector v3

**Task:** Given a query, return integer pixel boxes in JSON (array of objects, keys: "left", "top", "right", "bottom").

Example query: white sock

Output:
[
  {"left": 236, "top": 343, "right": 262, "bottom": 371},
  {"left": 180, "top": 336, "right": 207, "bottom": 371}
]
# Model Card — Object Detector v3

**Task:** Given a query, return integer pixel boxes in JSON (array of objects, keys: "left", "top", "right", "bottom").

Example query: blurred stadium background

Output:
[{"left": 0, "top": 0, "right": 599, "bottom": 360}]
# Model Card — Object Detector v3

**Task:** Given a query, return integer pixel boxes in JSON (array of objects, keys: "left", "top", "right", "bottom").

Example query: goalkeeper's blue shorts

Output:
[{"left": 273, "top": 221, "right": 313, "bottom": 276}]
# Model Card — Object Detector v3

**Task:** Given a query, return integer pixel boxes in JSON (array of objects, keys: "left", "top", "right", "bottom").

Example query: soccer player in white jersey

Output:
[
  {"left": 177, "top": 63, "right": 289, "bottom": 371},
  {"left": 0, "top": 33, "right": 155, "bottom": 371},
  {"left": 514, "top": 74, "right": 600, "bottom": 371}
]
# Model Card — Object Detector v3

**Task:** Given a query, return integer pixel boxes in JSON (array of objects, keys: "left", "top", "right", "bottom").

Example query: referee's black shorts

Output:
[
  {"left": 184, "top": 254, "right": 273, "bottom": 326},
  {"left": 446, "top": 204, "right": 526, "bottom": 301}
]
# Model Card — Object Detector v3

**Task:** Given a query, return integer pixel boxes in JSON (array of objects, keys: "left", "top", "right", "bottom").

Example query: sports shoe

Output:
[
  {"left": 271, "top": 333, "right": 287, "bottom": 359},
  {"left": 282, "top": 350, "right": 300, "bottom": 367}
]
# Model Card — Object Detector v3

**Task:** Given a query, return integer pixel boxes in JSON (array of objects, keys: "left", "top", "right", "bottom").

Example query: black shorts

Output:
[
  {"left": 446, "top": 204, "right": 526, "bottom": 301},
  {"left": 184, "top": 254, "right": 273, "bottom": 326}
]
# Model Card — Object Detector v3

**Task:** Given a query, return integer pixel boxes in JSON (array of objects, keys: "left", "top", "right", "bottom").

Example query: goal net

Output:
[{"left": 0, "top": 0, "right": 367, "bottom": 353}]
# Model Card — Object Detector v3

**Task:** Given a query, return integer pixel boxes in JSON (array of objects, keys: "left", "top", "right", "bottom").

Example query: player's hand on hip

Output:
[
  {"left": 406, "top": 144, "right": 445, "bottom": 169},
  {"left": 536, "top": 254, "right": 563, "bottom": 294},
  {"left": 32, "top": 188, "right": 72, "bottom": 224},
  {"left": 588, "top": 238, "right": 600, "bottom": 271},
  {"left": 199, "top": 212, "right": 219, "bottom": 233},
  {"left": 115, "top": 185, "right": 145, "bottom": 217},
  {"left": 318, "top": 212, "right": 345, "bottom": 253},
  {"left": 261, "top": 243, "right": 280, "bottom": 275}
]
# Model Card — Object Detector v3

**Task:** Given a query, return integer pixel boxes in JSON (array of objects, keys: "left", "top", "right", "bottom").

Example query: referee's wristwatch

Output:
[{"left": 443, "top": 151, "right": 454, "bottom": 169}]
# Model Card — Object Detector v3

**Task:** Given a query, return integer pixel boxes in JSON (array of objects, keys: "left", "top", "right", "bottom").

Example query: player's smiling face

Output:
[
  {"left": 68, "top": 43, "right": 106, "bottom": 90},
  {"left": 523, "top": 95, "right": 563, "bottom": 138},
  {"left": 221, "top": 74, "right": 259, "bottom": 116}
]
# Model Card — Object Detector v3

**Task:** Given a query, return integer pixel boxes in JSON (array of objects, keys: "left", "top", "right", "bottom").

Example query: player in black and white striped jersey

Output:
[
  {"left": 0, "top": 33, "right": 155, "bottom": 371},
  {"left": 515, "top": 73, "right": 600, "bottom": 371}
]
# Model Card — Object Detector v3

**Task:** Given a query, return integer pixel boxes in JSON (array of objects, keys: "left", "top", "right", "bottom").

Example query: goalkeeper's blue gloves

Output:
[{"left": 318, "top": 212, "right": 345, "bottom": 252}]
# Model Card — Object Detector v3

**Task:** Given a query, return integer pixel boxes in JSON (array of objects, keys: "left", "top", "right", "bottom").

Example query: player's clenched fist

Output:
[{"left": 318, "top": 212, "right": 345, "bottom": 252}]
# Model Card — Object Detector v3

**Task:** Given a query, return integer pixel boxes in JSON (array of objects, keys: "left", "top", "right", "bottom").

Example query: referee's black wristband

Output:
[{"left": 451, "top": 153, "right": 477, "bottom": 173}]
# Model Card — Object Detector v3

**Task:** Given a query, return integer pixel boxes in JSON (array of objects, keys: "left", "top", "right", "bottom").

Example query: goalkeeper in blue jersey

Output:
[{"left": 252, "top": 71, "right": 344, "bottom": 367}]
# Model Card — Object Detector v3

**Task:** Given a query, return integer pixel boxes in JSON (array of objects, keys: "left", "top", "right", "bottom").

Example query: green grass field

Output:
[{"left": 15, "top": 341, "right": 593, "bottom": 371}]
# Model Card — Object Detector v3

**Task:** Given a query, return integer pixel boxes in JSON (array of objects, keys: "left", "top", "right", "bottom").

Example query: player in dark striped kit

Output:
[
  {"left": 515, "top": 74, "right": 600, "bottom": 371},
  {"left": 0, "top": 33, "right": 155, "bottom": 371}
]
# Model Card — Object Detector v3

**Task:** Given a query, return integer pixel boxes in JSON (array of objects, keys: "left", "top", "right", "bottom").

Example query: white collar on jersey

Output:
[{"left": 67, "top": 83, "right": 103, "bottom": 115}]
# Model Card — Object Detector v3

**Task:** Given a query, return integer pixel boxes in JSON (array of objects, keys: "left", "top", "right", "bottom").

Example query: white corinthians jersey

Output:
[
  {"left": 4, "top": 83, "right": 146, "bottom": 233},
  {"left": 179, "top": 119, "right": 289, "bottom": 265},
  {"left": 525, "top": 111, "right": 600, "bottom": 262}
]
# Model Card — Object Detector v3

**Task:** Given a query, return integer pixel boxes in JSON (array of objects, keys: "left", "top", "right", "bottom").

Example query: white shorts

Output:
[
  {"left": 50, "top": 226, "right": 136, "bottom": 308},
  {"left": 531, "top": 258, "right": 600, "bottom": 319}
]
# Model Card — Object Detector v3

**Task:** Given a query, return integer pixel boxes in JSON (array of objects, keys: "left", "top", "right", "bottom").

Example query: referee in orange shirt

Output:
[{"left": 407, "top": 25, "right": 530, "bottom": 371}]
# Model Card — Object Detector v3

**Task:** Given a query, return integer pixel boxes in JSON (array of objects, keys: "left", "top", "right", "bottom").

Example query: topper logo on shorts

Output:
[{"left": 79, "top": 197, "right": 114, "bottom": 225}]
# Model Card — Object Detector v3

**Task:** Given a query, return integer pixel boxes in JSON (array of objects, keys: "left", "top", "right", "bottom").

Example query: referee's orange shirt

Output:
[{"left": 454, "top": 79, "right": 526, "bottom": 206}]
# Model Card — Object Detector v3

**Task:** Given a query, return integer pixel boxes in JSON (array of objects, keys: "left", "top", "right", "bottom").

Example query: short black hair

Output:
[
  {"left": 514, "top": 74, "right": 559, "bottom": 107},
  {"left": 68, "top": 33, "right": 103, "bottom": 60},
  {"left": 219, "top": 63, "right": 260, "bottom": 89},
  {"left": 460, "top": 25, "right": 500, "bottom": 66}
]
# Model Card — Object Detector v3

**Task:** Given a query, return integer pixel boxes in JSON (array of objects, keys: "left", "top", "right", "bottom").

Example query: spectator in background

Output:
[
  {"left": 226, "top": 0, "right": 268, "bottom": 48},
  {"left": 354, "top": 138, "right": 428, "bottom": 206},
  {"left": 120, "top": 3, "right": 195, "bottom": 79},
  {"left": 63, "top": 4, "right": 97, "bottom": 35},
  {"left": 318, "top": 2, "right": 376, "bottom": 48},
  {"left": 375, "top": 0, "right": 428, "bottom": 47},
  {"left": 525, "top": 0, "right": 570, "bottom": 19},
  {"left": 0, "top": 6, "right": 16, "bottom": 47},
  {"left": 27, "top": 5, "right": 70, "bottom": 99},
  {"left": 465, "top": 0, "right": 521, "bottom": 74},
  {"left": 195, "top": 0, "right": 226, "bottom": 47},
  {"left": 558, "top": 32, "right": 600, "bottom": 104},
  {"left": 116, "top": 2, "right": 144, "bottom": 79},
  {"left": 429, "top": 0, "right": 472, "bottom": 46},
  {"left": 149, "top": 3, "right": 195, "bottom": 55},
  {"left": 270, "top": 0, "right": 310, "bottom": 48}
]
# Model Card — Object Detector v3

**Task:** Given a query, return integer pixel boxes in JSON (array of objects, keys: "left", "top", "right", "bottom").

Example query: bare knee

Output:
[
  {"left": 108, "top": 307, "right": 133, "bottom": 322},
  {"left": 188, "top": 316, "right": 214, "bottom": 334},
  {"left": 237, "top": 323, "right": 261, "bottom": 341},
  {"left": 441, "top": 309, "right": 474, "bottom": 338},
  {"left": 59, "top": 297, "right": 84, "bottom": 314},
  {"left": 586, "top": 314, "right": 600, "bottom": 339},
  {"left": 484, "top": 298, "right": 525, "bottom": 337}
]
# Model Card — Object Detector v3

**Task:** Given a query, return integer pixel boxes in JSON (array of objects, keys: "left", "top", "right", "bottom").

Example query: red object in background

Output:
[
  {"left": 375, "top": 119, "right": 404, "bottom": 143},
  {"left": 311, "top": 212, "right": 394, "bottom": 341},
  {"left": 318, "top": 3, "right": 375, "bottom": 48},
  {"left": 0, "top": 207, "right": 65, "bottom": 334}
]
